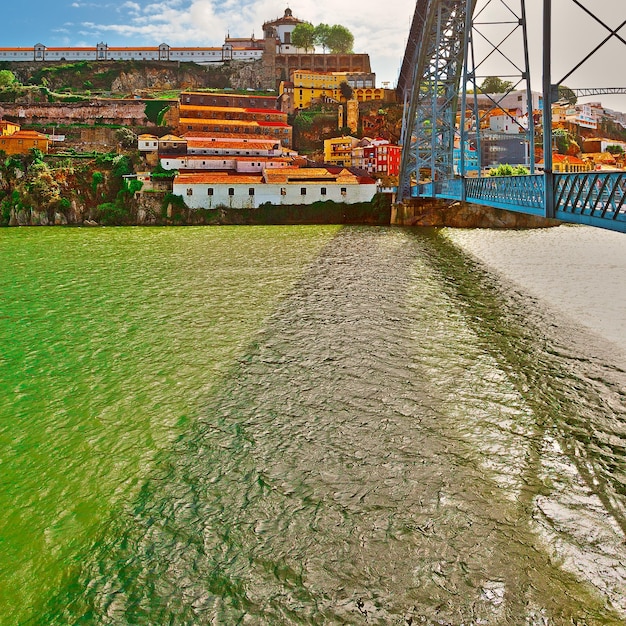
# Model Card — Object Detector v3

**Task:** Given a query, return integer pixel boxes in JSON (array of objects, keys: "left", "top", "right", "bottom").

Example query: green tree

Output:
[
  {"left": 326, "top": 25, "right": 354, "bottom": 54},
  {"left": 606, "top": 144, "right": 624, "bottom": 155},
  {"left": 488, "top": 163, "right": 529, "bottom": 176},
  {"left": 291, "top": 23, "right": 316, "bottom": 52},
  {"left": 0, "top": 70, "right": 17, "bottom": 89},
  {"left": 314, "top": 24, "right": 331, "bottom": 53},
  {"left": 22, "top": 160, "right": 62, "bottom": 219},
  {"left": 339, "top": 81, "right": 354, "bottom": 100},
  {"left": 479, "top": 76, "right": 514, "bottom": 94}
]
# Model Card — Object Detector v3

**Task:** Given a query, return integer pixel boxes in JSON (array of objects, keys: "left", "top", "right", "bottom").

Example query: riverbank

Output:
[{"left": 6, "top": 194, "right": 393, "bottom": 226}]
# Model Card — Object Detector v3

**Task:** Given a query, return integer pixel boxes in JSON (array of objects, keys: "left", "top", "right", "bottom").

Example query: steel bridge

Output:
[{"left": 397, "top": 0, "right": 626, "bottom": 233}]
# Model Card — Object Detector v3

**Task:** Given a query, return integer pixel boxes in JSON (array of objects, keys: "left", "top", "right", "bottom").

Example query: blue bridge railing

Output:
[{"left": 412, "top": 172, "right": 626, "bottom": 232}]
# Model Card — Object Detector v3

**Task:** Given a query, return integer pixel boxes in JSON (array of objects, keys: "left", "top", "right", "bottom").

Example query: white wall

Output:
[
  {"left": 173, "top": 182, "right": 377, "bottom": 209},
  {"left": 161, "top": 157, "right": 291, "bottom": 172},
  {"left": 0, "top": 47, "right": 262, "bottom": 63}
]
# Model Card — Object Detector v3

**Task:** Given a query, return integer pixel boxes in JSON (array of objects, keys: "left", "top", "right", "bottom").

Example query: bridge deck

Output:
[{"left": 414, "top": 173, "right": 626, "bottom": 232}]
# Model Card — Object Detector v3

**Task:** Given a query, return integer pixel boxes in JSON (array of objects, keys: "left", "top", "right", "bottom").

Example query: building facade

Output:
[
  {"left": 173, "top": 167, "right": 376, "bottom": 209},
  {"left": 176, "top": 92, "right": 292, "bottom": 147},
  {"left": 0, "top": 43, "right": 263, "bottom": 64},
  {"left": 0, "top": 129, "right": 49, "bottom": 154},
  {"left": 323, "top": 136, "right": 359, "bottom": 166}
]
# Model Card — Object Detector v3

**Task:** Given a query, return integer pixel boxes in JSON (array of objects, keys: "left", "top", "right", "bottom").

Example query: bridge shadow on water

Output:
[{"left": 35, "top": 227, "right": 626, "bottom": 625}]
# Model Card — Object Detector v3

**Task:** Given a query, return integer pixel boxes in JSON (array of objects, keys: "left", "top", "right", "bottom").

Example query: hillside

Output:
[{"left": 0, "top": 59, "right": 270, "bottom": 99}]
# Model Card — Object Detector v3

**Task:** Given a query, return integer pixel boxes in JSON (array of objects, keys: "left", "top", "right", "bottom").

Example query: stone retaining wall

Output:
[{"left": 392, "top": 199, "right": 561, "bottom": 229}]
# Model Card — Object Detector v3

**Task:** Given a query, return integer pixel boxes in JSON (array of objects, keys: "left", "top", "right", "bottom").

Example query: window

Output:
[
  {"left": 281, "top": 187, "right": 287, "bottom": 196},
  {"left": 249, "top": 188, "right": 255, "bottom": 196},
  {"left": 208, "top": 188, "right": 213, "bottom": 195},
  {"left": 301, "top": 187, "right": 306, "bottom": 195},
  {"left": 341, "top": 187, "right": 347, "bottom": 195},
  {"left": 186, "top": 188, "right": 193, "bottom": 196},
  {"left": 228, "top": 188, "right": 235, "bottom": 196},
  {"left": 321, "top": 187, "right": 327, "bottom": 195}
]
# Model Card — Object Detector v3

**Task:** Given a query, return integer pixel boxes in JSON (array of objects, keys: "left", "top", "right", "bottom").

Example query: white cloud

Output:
[
  {"left": 72, "top": 0, "right": 414, "bottom": 82},
  {"left": 46, "top": 0, "right": 626, "bottom": 96}
]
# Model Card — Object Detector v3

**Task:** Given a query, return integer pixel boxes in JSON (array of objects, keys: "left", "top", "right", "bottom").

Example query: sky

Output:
[{"left": 1, "top": 0, "right": 625, "bottom": 110}]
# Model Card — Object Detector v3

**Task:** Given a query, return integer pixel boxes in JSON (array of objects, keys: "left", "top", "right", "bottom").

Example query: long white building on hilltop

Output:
[
  {"left": 0, "top": 42, "right": 264, "bottom": 64},
  {"left": 0, "top": 8, "right": 317, "bottom": 63}
]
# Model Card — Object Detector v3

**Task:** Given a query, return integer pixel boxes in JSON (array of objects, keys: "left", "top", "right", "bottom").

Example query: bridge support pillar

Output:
[{"left": 392, "top": 199, "right": 561, "bottom": 228}]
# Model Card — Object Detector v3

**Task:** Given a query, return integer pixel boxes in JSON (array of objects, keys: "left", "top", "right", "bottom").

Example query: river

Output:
[{"left": 0, "top": 224, "right": 624, "bottom": 625}]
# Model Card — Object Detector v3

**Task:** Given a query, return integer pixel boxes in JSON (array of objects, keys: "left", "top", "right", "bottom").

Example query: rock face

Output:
[
  {"left": 7, "top": 61, "right": 234, "bottom": 94},
  {"left": 392, "top": 199, "right": 561, "bottom": 229}
]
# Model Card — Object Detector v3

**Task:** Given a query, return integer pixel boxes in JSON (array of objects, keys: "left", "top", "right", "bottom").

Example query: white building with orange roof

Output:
[
  {"left": 138, "top": 134, "right": 159, "bottom": 152},
  {"left": 173, "top": 167, "right": 376, "bottom": 209}
]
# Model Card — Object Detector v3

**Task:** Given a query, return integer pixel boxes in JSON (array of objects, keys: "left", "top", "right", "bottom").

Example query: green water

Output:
[
  {"left": 1, "top": 225, "right": 625, "bottom": 625},
  {"left": 0, "top": 226, "right": 339, "bottom": 623}
]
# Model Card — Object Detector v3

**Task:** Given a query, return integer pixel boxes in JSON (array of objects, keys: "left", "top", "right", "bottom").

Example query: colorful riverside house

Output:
[
  {"left": 0, "top": 130, "right": 49, "bottom": 155},
  {"left": 173, "top": 167, "right": 377, "bottom": 209},
  {"left": 323, "top": 136, "right": 360, "bottom": 167},
  {"left": 363, "top": 140, "right": 401, "bottom": 176}
]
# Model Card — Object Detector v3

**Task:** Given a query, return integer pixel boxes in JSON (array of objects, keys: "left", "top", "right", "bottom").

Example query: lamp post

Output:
[{"left": 542, "top": 0, "right": 555, "bottom": 218}]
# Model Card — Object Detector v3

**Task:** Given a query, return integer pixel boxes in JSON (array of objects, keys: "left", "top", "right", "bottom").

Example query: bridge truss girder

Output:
[{"left": 398, "top": 0, "right": 472, "bottom": 200}]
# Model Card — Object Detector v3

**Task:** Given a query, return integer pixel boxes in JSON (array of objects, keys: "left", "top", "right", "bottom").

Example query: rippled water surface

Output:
[{"left": 1, "top": 225, "right": 625, "bottom": 625}]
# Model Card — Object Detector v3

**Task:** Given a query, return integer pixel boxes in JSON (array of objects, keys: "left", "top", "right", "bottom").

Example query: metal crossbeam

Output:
[
  {"left": 559, "top": 87, "right": 626, "bottom": 99},
  {"left": 397, "top": 0, "right": 626, "bottom": 233}
]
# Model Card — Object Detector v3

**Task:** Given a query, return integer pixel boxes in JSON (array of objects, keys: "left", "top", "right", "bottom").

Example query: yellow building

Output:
[
  {"left": 0, "top": 130, "right": 49, "bottom": 155},
  {"left": 0, "top": 120, "right": 20, "bottom": 136},
  {"left": 282, "top": 71, "right": 385, "bottom": 110},
  {"left": 323, "top": 135, "right": 359, "bottom": 166},
  {"left": 538, "top": 154, "right": 592, "bottom": 173}
]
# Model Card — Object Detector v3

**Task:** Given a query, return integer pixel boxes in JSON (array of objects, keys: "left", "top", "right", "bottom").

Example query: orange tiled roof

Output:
[
  {"left": 179, "top": 118, "right": 257, "bottom": 127},
  {"left": 263, "top": 167, "right": 358, "bottom": 184},
  {"left": 8, "top": 130, "right": 48, "bottom": 139},
  {"left": 159, "top": 134, "right": 186, "bottom": 142},
  {"left": 174, "top": 172, "right": 263, "bottom": 184},
  {"left": 538, "top": 154, "right": 587, "bottom": 165}
]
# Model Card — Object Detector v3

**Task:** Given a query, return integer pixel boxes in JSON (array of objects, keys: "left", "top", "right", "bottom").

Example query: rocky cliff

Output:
[{"left": 3, "top": 59, "right": 272, "bottom": 97}]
